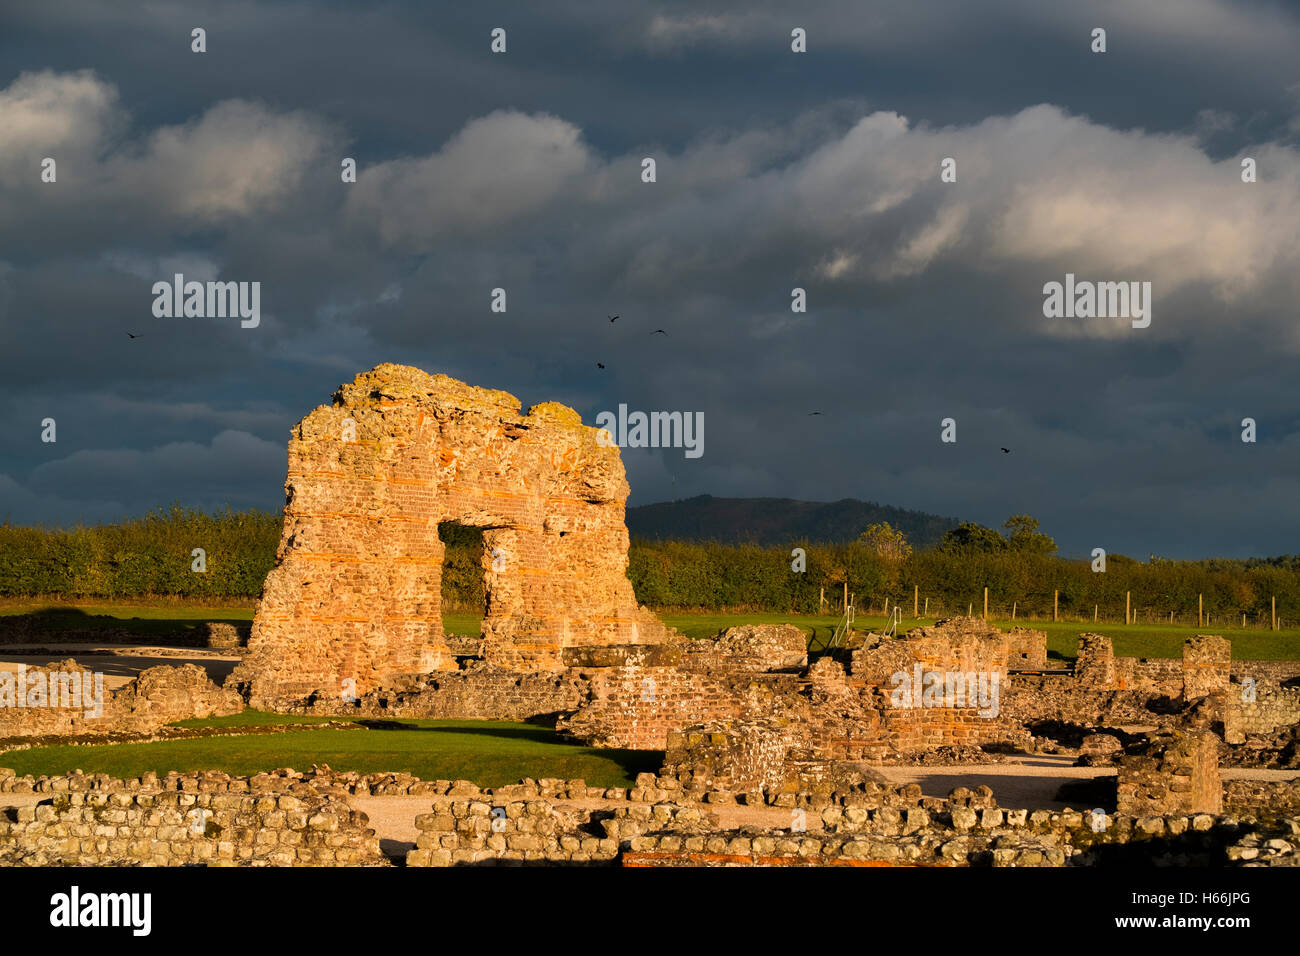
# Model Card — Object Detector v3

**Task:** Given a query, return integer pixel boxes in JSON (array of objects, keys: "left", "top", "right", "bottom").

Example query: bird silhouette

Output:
[
  {"left": 608, "top": 315, "right": 618, "bottom": 323},
  {"left": 1001, "top": 447, "right": 1011, "bottom": 454},
  {"left": 651, "top": 329, "right": 667, "bottom": 336},
  {"left": 126, "top": 332, "right": 141, "bottom": 339},
  {"left": 808, "top": 411, "right": 823, "bottom": 416},
  {"left": 597, "top": 362, "right": 605, "bottom": 369}
]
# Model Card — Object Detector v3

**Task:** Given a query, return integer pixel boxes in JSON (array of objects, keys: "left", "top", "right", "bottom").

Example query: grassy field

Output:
[
  {"left": 1, "top": 715, "right": 661, "bottom": 786},
  {"left": 4, "top": 600, "right": 1300, "bottom": 660}
]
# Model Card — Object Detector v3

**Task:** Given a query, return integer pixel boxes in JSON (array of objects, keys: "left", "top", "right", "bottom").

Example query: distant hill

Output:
[{"left": 626, "top": 495, "right": 961, "bottom": 549}]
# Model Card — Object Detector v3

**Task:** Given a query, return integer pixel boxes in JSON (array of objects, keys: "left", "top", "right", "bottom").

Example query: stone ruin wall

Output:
[
  {"left": 231, "top": 364, "right": 676, "bottom": 709},
  {"left": 1182, "top": 635, "right": 1233, "bottom": 699},
  {"left": 555, "top": 625, "right": 809, "bottom": 750},
  {"left": 3, "top": 742, "right": 1295, "bottom": 868},
  {"left": 849, "top": 620, "right": 1033, "bottom": 755},
  {"left": 1230, "top": 660, "right": 1300, "bottom": 683},
  {"left": 0, "top": 773, "right": 382, "bottom": 867},
  {"left": 1223, "top": 683, "right": 1300, "bottom": 744},
  {"left": 558, "top": 619, "right": 1042, "bottom": 770},
  {"left": 0, "top": 660, "right": 242, "bottom": 740},
  {"left": 1115, "top": 732, "right": 1223, "bottom": 816}
]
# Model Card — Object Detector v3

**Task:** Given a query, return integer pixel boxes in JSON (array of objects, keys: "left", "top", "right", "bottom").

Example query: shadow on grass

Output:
[
  {"left": 355, "top": 720, "right": 557, "bottom": 742},
  {"left": 2, "top": 607, "right": 250, "bottom": 637},
  {"left": 349, "top": 720, "right": 663, "bottom": 780}
]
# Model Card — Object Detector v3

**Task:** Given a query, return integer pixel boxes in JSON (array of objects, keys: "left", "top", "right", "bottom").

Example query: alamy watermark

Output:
[
  {"left": 0, "top": 664, "right": 104, "bottom": 718},
  {"left": 595, "top": 405, "right": 703, "bottom": 458},
  {"left": 889, "top": 665, "right": 1000, "bottom": 718},
  {"left": 1042, "top": 273, "right": 1151, "bottom": 328},
  {"left": 151, "top": 273, "right": 260, "bottom": 328}
]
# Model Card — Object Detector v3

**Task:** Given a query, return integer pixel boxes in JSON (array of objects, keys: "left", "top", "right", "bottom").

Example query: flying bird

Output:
[
  {"left": 597, "top": 362, "right": 605, "bottom": 369},
  {"left": 651, "top": 329, "right": 667, "bottom": 336},
  {"left": 608, "top": 315, "right": 618, "bottom": 323},
  {"left": 126, "top": 332, "right": 141, "bottom": 339},
  {"left": 1001, "top": 447, "right": 1011, "bottom": 454},
  {"left": 808, "top": 411, "right": 823, "bottom": 416}
]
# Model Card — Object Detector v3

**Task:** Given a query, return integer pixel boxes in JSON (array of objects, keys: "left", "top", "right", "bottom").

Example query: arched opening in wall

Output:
[{"left": 438, "top": 522, "right": 487, "bottom": 637}]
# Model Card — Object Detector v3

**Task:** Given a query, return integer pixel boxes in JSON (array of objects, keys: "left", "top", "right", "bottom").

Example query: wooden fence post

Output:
[
  {"left": 924, "top": 597, "right": 928, "bottom": 616},
  {"left": 1094, "top": 605, "right": 1098, "bottom": 622},
  {"left": 1199, "top": 594, "right": 1203, "bottom": 628},
  {"left": 983, "top": 587, "right": 988, "bottom": 621},
  {"left": 914, "top": 585, "right": 919, "bottom": 618},
  {"left": 1012, "top": 600, "right": 1017, "bottom": 621},
  {"left": 1126, "top": 591, "right": 1131, "bottom": 626},
  {"left": 1053, "top": 590, "right": 1059, "bottom": 622}
]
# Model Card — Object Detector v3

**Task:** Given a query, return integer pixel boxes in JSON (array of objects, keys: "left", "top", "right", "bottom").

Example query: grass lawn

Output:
[
  {"left": 2, "top": 716, "right": 661, "bottom": 787},
  {"left": 0, "top": 601, "right": 253, "bottom": 637},
  {"left": 7, "top": 602, "right": 1300, "bottom": 661}
]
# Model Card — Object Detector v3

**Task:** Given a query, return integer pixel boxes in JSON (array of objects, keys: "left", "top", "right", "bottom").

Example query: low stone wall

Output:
[
  {"left": 1000, "top": 677, "right": 1158, "bottom": 727},
  {"left": 661, "top": 722, "right": 796, "bottom": 792},
  {"left": 1116, "top": 733, "right": 1221, "bottom": 815},
  {"left": 406, "top": 787, "right": 1284, "bottom": 867},
  {"left": 1231, "top": 661, "right": 1300, "bottom": 683},
  {"left": 1222, "top": 778, "right": 1300, "bottom": 814},
  {"left": 1223, "top": 684, "right": 1300, "bottom": 744},
  {"left": 288, "top": 663, "right": 589, "bottom": 720},
  {"left": 0, "top": 660, "right": 242, "bottom": 740},
  {"left": 203, "top": 622, "right": 249, "bottom": 649},
  {"left": 1113, "top": 657, "right": 1183, "bottom": 696},
  {"left": 693, "top": 624, "right": 808, "bottom": 672},
  {"left": 850, "top": 617, "right": 1016, "bottom": 684},
  {"left": 555, "top": 665, "right": 748, "bottom": 749},
  {"left": 0, "top": 787, "right": 384, "bottom": 866},
  {"left": 404, "top": 797, "right": 724, "bottom": 866},
  {"left": 407, "top": 798, "right": 619, "bottom": 866},
  {"left": 1072, "top": 633, "right": 1243, "bottom": 701}
]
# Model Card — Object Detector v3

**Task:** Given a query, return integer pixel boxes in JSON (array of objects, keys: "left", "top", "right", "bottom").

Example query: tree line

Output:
[{"left": 1, "top": 509, "right": 1297, "bottom": 623}]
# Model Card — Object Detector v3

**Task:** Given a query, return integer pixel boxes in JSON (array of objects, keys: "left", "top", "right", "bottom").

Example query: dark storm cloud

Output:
[{"left": 2, "top": 0, "right": 1299, "bottom": 557}]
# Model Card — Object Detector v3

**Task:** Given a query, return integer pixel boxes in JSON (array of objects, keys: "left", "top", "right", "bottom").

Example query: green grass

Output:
[
  {"left": 2, "top": 718, "right": 661, "bottom": 787},
  {"left": 0, "top": 602, "right": 253, "bottom": 637},
  {"left": 169, "top": 709, "right": 341, "bottom": 729},
  {"left": 7, "top": 602, "right": 1300, "bottom": 661}
]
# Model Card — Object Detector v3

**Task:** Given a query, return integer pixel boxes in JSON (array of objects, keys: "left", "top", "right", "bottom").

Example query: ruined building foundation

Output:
[{"left": 232, "top": 365, "right": 675, "bottom": 709}]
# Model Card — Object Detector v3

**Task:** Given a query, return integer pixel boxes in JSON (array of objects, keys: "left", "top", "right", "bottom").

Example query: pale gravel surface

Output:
[{"left": 0, "top": 649, "right": 239, "bottom": 690}]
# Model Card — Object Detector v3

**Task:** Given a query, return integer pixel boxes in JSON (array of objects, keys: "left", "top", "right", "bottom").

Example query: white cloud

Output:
[
  {"left": 345, "top": 110, "right": 592, "bottom": 249},
  {"left": 0, "top": 71, "right": 335, "bottom": 227}
]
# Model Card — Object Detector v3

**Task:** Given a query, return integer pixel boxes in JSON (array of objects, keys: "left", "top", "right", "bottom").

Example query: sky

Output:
[{"left": 1, "top": 0, "right": 1299, "bottom": 559}]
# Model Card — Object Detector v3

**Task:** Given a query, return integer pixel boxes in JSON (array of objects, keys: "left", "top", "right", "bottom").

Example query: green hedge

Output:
[
  {"left": 3, "top": 510, "right": 1299, "bottom": 622},
  {"left": 0, "top": 507, "right": 280, "bottom": 599}
]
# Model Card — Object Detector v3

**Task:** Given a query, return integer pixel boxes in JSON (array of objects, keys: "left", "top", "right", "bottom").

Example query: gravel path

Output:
[
  {"left": 349, "top": 757, "right": 1300, "bottom": 858},
  {"left": 0, "top": 649, "right": 240, "bottom": 690}
]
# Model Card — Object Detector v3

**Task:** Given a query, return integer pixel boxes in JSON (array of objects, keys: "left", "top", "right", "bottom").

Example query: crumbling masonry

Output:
[{"left": 232, "top": 365, "right": 675, "bottom": 709}]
